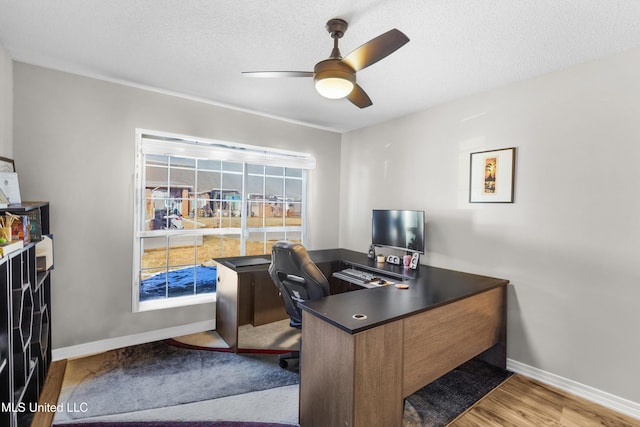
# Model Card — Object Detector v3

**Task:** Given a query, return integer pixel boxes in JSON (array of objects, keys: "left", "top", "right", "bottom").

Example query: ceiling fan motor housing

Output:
[
  {"left": 313, "top": 59, "right": 356, "bottom": 98},
  {"left": 314, "top": 59, "right": 355, "bottom": 82}
]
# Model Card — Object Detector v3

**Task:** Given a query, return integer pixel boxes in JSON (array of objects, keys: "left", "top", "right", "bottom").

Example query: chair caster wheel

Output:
[{"left": 279, "top": 359, "right": 288, "bottom": 369}]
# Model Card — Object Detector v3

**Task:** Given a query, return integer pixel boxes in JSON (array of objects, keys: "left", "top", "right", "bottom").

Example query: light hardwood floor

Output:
[
  {"left": 31, "top": 361, "right": 639, "bottom": 427},
  {"left": 31, "top": 360, "right": 67, "bottom": 427},
  {"left": 450, "top": 375, "right": 640, "bottom": 427}
]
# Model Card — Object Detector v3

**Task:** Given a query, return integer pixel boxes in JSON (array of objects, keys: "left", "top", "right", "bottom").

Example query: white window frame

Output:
[{"left": 133, "top": 129, "right": 315, "bottom": 312}]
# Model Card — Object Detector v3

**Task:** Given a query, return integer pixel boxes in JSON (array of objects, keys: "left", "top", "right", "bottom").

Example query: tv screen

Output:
[{"left": 372, "top": 209, "right": 425, "bottom": 253}]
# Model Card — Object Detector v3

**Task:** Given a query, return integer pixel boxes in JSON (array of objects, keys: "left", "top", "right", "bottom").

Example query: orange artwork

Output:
[{"left": 483, "top": 157, "right": 497, "bottom": 194}]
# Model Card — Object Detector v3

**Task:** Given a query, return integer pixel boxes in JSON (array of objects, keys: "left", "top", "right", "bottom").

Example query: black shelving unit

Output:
[
  {"left": 0, "top": 202, "right": 51, "bottom": 426},
  {"left": 1, "top": 256, "right": 11, "bottom": 426}
]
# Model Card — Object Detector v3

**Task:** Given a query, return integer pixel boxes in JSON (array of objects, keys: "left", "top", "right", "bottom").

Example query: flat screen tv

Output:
[{"left": 372, "top": 209, "right": 425, "bottom": 253}]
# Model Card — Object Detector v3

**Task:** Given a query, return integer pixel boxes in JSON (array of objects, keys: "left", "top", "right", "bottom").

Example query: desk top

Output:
[{"left": 215, "top": 248, "right": 509, "bottom": 335}]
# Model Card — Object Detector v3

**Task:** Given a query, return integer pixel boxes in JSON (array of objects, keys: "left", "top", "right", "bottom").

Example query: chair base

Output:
[{"left": 279, "top": 351, "right": 300, "bottom": 370}]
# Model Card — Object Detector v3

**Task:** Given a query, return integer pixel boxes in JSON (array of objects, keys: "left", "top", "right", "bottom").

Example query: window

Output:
[{"left": 133, "top": 130, "right": 315, "bottom": 312}]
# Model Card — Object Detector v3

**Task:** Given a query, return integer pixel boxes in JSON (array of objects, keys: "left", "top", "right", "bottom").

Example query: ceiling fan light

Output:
[
  {"left": 313, "top": 61, "right": 356, "bottom": 99},
  {"left": 315, "top": 76, "right": 355, "bottom": 99}
]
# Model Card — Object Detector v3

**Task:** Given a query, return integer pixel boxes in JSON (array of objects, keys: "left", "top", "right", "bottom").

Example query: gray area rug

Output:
[
  {"left": 54, "top": 340, "right": 512, "bottom": 426},
  {"left": 54, "top": 341, "right": 299, "bottom": 424},
  {"left": 403, "top": 358, "right": 513, "bottom": 426}
]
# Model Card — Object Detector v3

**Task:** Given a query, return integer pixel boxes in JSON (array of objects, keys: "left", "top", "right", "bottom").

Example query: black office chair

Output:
[{"left": 268, "top": 241, "right": 330, "bottom": 369}]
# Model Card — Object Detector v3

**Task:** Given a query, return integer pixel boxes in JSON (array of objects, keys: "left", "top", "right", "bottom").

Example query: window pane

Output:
[
  {"left": 284, "top": 231, "right": 302, "bottom": 244},
  {"left": 222, "top": 173, "right": 242, "bottom": 198},
  {"left": 246, "top": 174, "right": 264, "bottom": 195},
  {"left": 171, "top": 157, "right": 196, "bottom": 168},
  {"left": 265, "top": 174, "right": 285, "bottom": 227},
  {"left": 285, "top": 168, "right": 302, "bottom": 177},
  {"left": 265, "top": 166, "right": 284, "bottom": 176},
  {"left": 199, "top": 159, "right": 221, "bottom": 171},
  {"left": 195, "top": 265, "right": 217, "bottom": 294},
  {"left": 146, "top": 164, "right": 168, "bottom": 185},
  {"left": 196, "top": 235, "right": 220, "bottom": 264},
  {"left": 148, "top": 206, "right": 173, "bottom": 230},
  {"left": 168, "top": 235, "right": 197, "bottom": 267},
  {"left": 144, "top": 199, "right": 160, "bottom": 231},
  {"left": 284, "top": 202, "right": 302, "bottom": 226},
  {"left": 247, "top": 200, "right": 265, "bottom": 227},
  {"left": 246, "top": 231, "right": 266, "bottom": 256},
  {"left": 169, "top": 167, "right": 195, "bottom": 189},
  {"left": 167, "top": 266, "right": 196, "bottom": 298},
  {"left": 197, "top": 170, "right": 221, "bottom": 194},
  {"left": 246, "top": 231, "right": 288, "bottom": 257},
  {"left": 266, "top": 231, "right": 291, "bottom": 252},
  {"left": 265, "top": 176, "right": 283, "bottom": 200},
  {"left": 221, "top": 173, "right": 242, "bottom": 221},
  {"left": 222, "top": 161, "right": 243, "bottom": 172},
  {"left": 247, "top": 164, "right": 264, "bottom": 174},
  {"left": 193, "top": 198, "right": 216, "bottom": 228},
  {"left": 195, "top": 170, "right": 221, "bottom": 229},
  {"left": 219, "top": 209, "right": 239, "bottom": 228},
  {"left": 285, "top": 177, "right": 302, "bottom": 198},
  {"left": 147, "top": 154, "right": 169, "bottom": 166},
  {"left": 140, "top": 268, "right": 168, "bottom": 301},
  {"left": 141, "top": 237, "right": 167, "bottom": 269},
  {"left": 205, "top": 234, "right": 242, "bottom": 257}
]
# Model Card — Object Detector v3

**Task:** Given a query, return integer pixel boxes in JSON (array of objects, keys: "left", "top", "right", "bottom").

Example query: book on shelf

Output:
[
  {"left": 0, "top": 239, "right": 24, "bottom": 257},
  {"left": 25, "top": 207, "right": 42, "bottom": 241},
  {"left": 36, "top": 234, "right": 54, "bottom": 271}
]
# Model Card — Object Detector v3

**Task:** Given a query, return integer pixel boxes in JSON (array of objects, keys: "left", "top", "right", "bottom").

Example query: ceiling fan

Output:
[{"left": 242, "top": 18, "right": 409, "bottom": 108}]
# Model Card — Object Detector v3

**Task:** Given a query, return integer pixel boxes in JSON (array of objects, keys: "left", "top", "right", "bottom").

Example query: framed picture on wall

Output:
[
  {"left": 469, "top": 147, "right": 516, "bottom": 203},
  {"left": 0, "top": 172, "right": 21, "bottom": 204},
  {"left": 0, "top": 156, "right": 15, "bottom": 173}
]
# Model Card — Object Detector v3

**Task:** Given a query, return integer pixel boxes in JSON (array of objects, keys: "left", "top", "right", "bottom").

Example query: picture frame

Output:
[
  {"left": 469, "top": 147, "right": 516, "bottom": 203},
  {"left": 0, "top": 172, "right": 21, "bottom": 205},
  {"left": 0, "top": 156, "right": 15, "bottom": 173}
]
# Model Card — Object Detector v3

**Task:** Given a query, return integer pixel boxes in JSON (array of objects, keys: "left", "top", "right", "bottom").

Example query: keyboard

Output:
[{"left": 332, "top": 268, "right": 395, "bottom": 288}]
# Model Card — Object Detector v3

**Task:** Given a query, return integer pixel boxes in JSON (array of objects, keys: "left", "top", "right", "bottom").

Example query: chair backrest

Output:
[{"left": 268, "top": 241, "right": 330, "bottom": 328}]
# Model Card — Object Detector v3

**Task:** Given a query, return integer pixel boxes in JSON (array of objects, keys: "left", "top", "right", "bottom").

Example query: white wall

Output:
[
  {"left": 0, "top": 41, "right": 12, "bottom": 157},
  {"left": 340, "top": 48, "right": 640, "bottom": 403},
  {"left": 12, "top": 63, "right": 341, "bottom": 350}
]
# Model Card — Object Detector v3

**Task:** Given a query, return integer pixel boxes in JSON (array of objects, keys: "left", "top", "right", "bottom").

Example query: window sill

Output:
[{"left": 136, "top": 293, "right": 216, "bottom": 312}]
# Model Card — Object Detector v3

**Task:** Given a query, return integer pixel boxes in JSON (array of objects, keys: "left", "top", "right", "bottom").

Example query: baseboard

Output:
[
  {"left": 507, "top": 358, "right": 640, "bottom": 420},
  {"left": 52, "top": 319, "right": 216, "bottom": 361}
]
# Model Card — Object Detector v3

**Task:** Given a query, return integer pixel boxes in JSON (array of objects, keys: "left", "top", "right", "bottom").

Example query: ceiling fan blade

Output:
[
  {"left": 347, "top": 84, "right": 373, "bottom": 108},
  {"left": 242, "top": 71, "right": 314, "bottom": 78},
  {"left": 342, "top": 28, "right": 409, "bottom": 72}
]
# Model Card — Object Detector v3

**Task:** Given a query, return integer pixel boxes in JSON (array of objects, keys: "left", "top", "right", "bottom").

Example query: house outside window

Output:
[{"left": 133, "top": 129, "right": 314, "bottom": 312}]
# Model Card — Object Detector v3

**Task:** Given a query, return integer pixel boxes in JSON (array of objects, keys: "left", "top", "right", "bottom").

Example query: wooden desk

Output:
[
  {"left": 215, "top": 250, "right": 508, "bottom": 427},
  {"left": 298, "top": 254, "right": 508, "bottom": 427},
  {"left": 213, "top": 249, "right": 344, "bottom": 352}
]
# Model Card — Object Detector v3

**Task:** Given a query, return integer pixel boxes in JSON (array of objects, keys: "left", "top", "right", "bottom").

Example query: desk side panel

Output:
[
  {"left": 252, "top": 270, "right": 288, "bottom": 326},
  {"left": 300, "top": 310, "right": 355, "bottom": 427},
  {"left": 300, "top": 311, "right": 404, "bottom": 427},
  {"left": 215, "top": 264, "right": 238, "bottom": 351},
  {"left": 238, "top": 273, "right": 253, "bottom": 327},
  {"left": 353, "top": 320, "right": 404, "bottom": 427},
  {"left": 402, "top": 286, "right": 504, "bottom": 397}
]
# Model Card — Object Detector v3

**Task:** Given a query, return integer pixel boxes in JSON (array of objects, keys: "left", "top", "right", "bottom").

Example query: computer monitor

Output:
[{"left": 372, "top": 209, "right": 425, "bottom": 253}]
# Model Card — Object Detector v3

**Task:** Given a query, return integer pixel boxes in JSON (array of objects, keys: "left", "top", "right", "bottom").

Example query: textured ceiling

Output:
[{"left": 1, "top": 1, "right": 640, "bottom": 132}]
